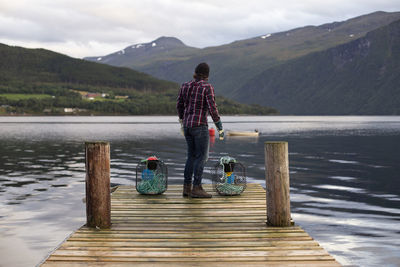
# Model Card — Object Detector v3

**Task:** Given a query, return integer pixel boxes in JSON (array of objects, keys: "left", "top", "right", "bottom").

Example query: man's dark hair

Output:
[{"left": 194, "top": 62, "right": 209, "bottom": 80}]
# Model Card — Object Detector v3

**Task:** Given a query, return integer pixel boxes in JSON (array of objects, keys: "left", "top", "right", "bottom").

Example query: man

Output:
[{"left": 177, "top": 62, "right": 224, "bottom": 198}]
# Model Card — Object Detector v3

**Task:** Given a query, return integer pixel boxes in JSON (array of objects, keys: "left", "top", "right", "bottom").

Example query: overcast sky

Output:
[{"left": 0, "top": 0, "right": 399, "bottom": 58}]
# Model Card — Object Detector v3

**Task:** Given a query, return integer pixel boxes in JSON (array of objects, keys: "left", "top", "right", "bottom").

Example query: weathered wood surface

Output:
[
  {"left": 265, "top": 142, "right": 291, "bottom": 226},
  {"left": 41, "top": 184, "right": 341, "bottom": 266},
  {"left": 85, "top": 141, "right": 111, "bottom": 229}
]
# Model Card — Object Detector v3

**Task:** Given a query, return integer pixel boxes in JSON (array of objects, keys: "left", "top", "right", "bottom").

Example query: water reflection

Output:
[{"left": 0, "top": 116, "right": 399, "bottom": 267}]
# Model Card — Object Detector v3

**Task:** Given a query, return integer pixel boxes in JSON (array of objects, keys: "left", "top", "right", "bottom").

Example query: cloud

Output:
[{"left": 0, "top": 0, "right": 399, "bottom": 58}]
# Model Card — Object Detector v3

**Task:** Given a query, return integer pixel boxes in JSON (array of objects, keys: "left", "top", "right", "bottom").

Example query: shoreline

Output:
[{"left": 1, "top": 114, "right": 400, "bottom": 117}]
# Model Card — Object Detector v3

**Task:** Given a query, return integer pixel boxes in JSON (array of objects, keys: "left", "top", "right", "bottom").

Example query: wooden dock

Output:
[{"left": 41, "top": 184, "right": 341, "bottom": 266}]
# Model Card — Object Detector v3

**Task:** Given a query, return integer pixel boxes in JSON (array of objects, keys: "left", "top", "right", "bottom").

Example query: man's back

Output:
[{"left": 177, "top": 79, "right": 220, "bottom": 128}]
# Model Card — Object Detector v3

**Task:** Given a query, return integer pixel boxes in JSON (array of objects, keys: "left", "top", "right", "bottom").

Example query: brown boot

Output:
[
  {"left": 191, "top": 185, "right": 212, "bottom": 198},
  {"left": 183, "top": 184, "right": 191, "bottom": 197}
]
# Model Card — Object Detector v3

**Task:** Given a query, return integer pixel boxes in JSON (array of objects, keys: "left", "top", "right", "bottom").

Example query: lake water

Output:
[{"left": 0, "top": 116, "right": 399, "bottom": 267}]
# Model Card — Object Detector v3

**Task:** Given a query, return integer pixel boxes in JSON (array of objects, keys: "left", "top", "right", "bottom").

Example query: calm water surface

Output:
[{"left": 0, "top": 116, "right": 399, "bottom": 267}]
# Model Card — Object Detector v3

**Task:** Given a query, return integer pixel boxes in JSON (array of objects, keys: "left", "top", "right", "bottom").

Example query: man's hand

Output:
[
  {"left": 215, "top": 120, "right": 224, "bottom": 140},
  {"left": 218, "top": 129, "right": 224, "bottom": 140}
]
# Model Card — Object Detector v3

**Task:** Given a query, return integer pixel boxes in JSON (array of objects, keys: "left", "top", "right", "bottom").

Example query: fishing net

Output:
[
  {"left": 215, "top": 183, "right": 244, "bottom": 195},
  {"left": 136, "top": 157, "right": 168, "bottom": 195},
  {"left": 136, "top": 172, "right": 167, "bottom": 194},
  {"left": 212, "top": 156, "right": 246, "bottom": 196}
]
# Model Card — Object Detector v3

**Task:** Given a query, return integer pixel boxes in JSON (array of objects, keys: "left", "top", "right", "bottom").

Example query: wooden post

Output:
[
  {"left": 265, "top": 141, "right": 291, "bottom": 227},
  {"left": 85, "top": 141, "right": 111, "bottom": 229}
]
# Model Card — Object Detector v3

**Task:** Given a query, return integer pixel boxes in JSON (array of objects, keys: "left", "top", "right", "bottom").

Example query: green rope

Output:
[
  {"left": 219, "top": 156, "right": 237, "bottom": 165},
  {"left": 137, "top": 172, "right": 166, "bottom": 194},
  {"left": 216, "top": 183, "right": 244, "bottom": 195}
]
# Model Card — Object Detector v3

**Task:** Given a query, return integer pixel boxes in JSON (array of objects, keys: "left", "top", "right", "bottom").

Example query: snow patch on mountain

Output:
[{"left": 261, "top": 34, "right": 272, "bottom": 39}]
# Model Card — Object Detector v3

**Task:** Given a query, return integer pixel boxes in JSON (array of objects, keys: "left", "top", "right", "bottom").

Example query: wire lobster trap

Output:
[
  {"left": 212, "top": 156, "right": 246, "bottom": 196},
  {"left": 135, "top": 156, "right": 168, "bottom": 195}
]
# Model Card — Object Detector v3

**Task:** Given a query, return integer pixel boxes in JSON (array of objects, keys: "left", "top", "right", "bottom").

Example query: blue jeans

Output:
[{"left": 183, "top": 125, "right": 209, "bottom": 186}]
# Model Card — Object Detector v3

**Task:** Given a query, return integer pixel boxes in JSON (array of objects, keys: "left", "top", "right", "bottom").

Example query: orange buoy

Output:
[{"left": 209, "top": 128, "right": 215, "bottom": 136}]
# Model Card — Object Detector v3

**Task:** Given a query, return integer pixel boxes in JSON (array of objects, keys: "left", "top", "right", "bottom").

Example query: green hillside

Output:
[
  {"left": 0, "top": 43, "right": 276, "bottom": 115},
  {"left": 235, "top": 19, "right": 400, "bottom": 115},
  {"left": 0, "top": 43, "right": 178, "bottom": 92},
  {"left": 85, "top": 11, "right": 400, "bottom": 100}
]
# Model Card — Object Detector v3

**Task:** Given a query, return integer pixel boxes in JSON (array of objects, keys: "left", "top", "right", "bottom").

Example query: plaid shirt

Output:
[{"left": 177, "top": 79, "right": 220, "bottom": 128}]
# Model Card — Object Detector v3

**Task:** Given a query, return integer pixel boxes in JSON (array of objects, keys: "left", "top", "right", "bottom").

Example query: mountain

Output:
[
  {"left": 85, "top": 11, "right": 400, "bottom": 100},
  {"left": 85, "top": 36, "right": 199, "bottom": 80},
  {"left": 0, "top": 43, "right": 276, "bottom": 115},
  {"left": 235, "top": 18, "right": 400, "bottom": 115}
]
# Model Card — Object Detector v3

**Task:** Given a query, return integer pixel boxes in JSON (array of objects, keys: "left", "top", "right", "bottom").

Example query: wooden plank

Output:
[
  {"left": 111, "top": 201, "right": 266, "bottom": 204},
  {"left": 72, "top": 229, "right": 309, "bottom": 235},
  {"left": 101, "top": 225, "right": 281, "bottom": 231},
  {"left": 51, "top": 249, "right": 330, "bottom": 257},
  {"left": 69, "top": 233, "right": 311, "bottom": 240},
  {"left": 79, "top": 224, "right": 297, "bottom": 231},
  {"left": 115, "top": 184, "right": 263, "bottom": 190},
  {"left": 111, "top": 204, "right": 266, "bottom": 207},
  {"left": 109, "top": 213, "right": 267, "bottom": 217},
  {"left": 42, "top": 261, "right": 341, "bottom": 267},
  {"left": 41, "top": 184, "right": 341, "bottom": 266},
  {"left": 47, "top": 255, "right": 336, "bottom": 262},
  {"left": 58, "top": 246, "right": 325, "bottom": 252},
  {"left": 112, "top": 193, "right": 267, "bottom": 197},
  {"left": 69, "top": 229, "right": 312, "bottom": 237},
  {"left": 110, "top": 205, "right": 267, "bottom": 209},
  {"left": 108, "top": 218, "right": 267, "bottom": 223},
  {"left": 61, "top": 240, "right": 320, "bottom": 248},
  {"left": 69, "top": 231, "right": 311, "bottom": 236}
]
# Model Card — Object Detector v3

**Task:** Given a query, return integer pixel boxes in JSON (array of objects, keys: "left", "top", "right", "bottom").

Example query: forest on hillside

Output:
[{"left": 0, "top": 83, "right": 277, "bottom": 115}]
